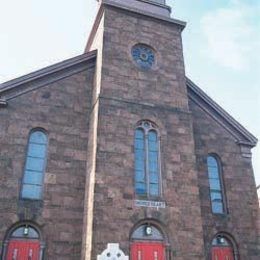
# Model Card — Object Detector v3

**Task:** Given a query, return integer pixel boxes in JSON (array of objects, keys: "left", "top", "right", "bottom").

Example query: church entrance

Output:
[
  {"left": 212, "top": 247, "right": 234, "bottom": 260},
  {"left": 6, "top": 240, "right": 40, "bottom": 260},
  {"left": 130, "top": 224, "right": 166, "bottom": 260},
  {"left": 131, "top": 242, "right": 165, "bottom": 260},
  {"left": 4, "top": 225, "right": 41, "bottom": 260},
  {"left": 211, "top": 235, "right": 235, "bottom": 260}
]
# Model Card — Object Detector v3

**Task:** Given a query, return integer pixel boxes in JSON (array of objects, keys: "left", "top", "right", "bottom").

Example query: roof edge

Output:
[
  {"left": 0, "top": 50, "right": 97, "bottom": 94},
  {"left": 186, "top": 77, "right": 258, "bottom": 147},
  {"left": 103, "top": 0, "right": 186, "bottom": 28},
  {"left": 86, "top": 0, "right": 186, "bottom": 52}
]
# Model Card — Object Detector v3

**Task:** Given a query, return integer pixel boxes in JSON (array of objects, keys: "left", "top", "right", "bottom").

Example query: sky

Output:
[{"left": 0, "top": 0, "right": 259, "bottom": 185}]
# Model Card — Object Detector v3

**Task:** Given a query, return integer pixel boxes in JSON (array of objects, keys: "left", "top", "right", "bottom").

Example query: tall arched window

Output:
[
  {"left": 134, "top": 121, "right": 161, "bottom": 198},
  {"left": 21, "top": 130, "right": 48, "bottom": 200},
  {"left": 207, "top": 155, "right": 226, "bottom": 214}
]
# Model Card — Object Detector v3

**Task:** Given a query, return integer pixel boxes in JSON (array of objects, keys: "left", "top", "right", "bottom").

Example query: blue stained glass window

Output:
[
  {"left": 30, "top": 131, "right": 47, "bottom": 144},
  {"left": 21, "top": 130, "right": 48, "bottom": 200},
  {"left": 134, "top": 122, "right": 161, "bottom": 198},
  {"left": 26, "top": 157, "right": 45, "bottom": 172},
  {"left": 28, "top": 143, "right": 46, "bottom": 157},
  {"left": 208, "top": 167, "right": 219, "bottom": 179},
  {"left": 150, "top": 183, "right": 159, "bottom": 196},
  {"left": 207, "top": 156, "right": 218, "bottom": 167},
  {"left": 148, "top": 131, "right": 157, "bottom": 142},
  {"left": 207, "top": 155, "right": 225, "bottom": 214},
  {"left": 212, "top": 201, "right": 224, "bottom": 214},
  {"left": 135, "top": 129, "right": 145, "bottom": 195},
  {"left": 135, "top": 159, "right": 145, "bottom": 171},
  {"left": 149, "top": 161, "right": 158, "bottom": 173},
  {"left": 135, "top": 183, "right": 146, "bottom": 195},
  {"left": 21, "top": 184, "right": 42, "bottom": 199},
  {"left": 131, "top": 44, "right": 155, "bottom": 70},
  {"left": 150, "top": 173, "right": 159, "bottom": 183},
  {"left": 23, "top": 171, "right": 43, "bottom": 185},
  {"left": 209, "top": 179, "right": 221, "bottom": 190},
  {"left": 210, "top": 191, "right": 222, "bottom": 201}
]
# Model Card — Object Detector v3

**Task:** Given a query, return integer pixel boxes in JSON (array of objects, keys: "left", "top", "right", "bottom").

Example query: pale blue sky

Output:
[{"left": 0, "top": 0, "right": 259, "bottom": 185}]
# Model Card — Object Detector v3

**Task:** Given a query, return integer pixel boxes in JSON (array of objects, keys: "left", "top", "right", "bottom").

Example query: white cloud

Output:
[{"left": 200, "top": 1, "right": 260, "bottom": 70}]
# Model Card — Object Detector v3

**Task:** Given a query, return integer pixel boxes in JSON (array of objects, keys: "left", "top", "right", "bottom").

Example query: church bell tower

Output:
[
  {"left": 82, "top": 0, "right": 205, "bottom": 259},
  {"left": 96, "top": 0, "right": 172, "bottom": 17}
]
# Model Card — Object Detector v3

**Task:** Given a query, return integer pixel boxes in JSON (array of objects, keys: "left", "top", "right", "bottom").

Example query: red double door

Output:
[
  {"left": 212, "top": 247, "right": 234, "bottom": 260},
  {"left": 6, "top": 240, "right": 40, "bottom": 260},
  {"left": 131, "top": 242, "right": 165, "bottom": 260}
]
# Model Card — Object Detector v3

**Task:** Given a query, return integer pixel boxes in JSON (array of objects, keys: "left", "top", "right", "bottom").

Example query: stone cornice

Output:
[
  {"left": 0, "top": 51, "right": 97, "bottom": 100},
  {"left": 102, "top": 0, "right": 185, "bottom": 27},
  {"left": 86, "top": 0, "right": 186, "bottom": 51},
  {"left": 0, "top": 51, "right": 96, "bottom": 93}
]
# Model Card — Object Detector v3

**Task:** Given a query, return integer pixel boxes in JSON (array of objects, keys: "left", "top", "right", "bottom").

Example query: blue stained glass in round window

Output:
[{"left": 131, "top": 44, "right": 155, "bottom": 70}]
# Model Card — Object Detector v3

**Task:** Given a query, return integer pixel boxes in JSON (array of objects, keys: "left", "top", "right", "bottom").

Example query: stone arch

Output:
[
  {"left": 210, "top": 232, "right": 239, "bottom": 260},
  {"left": 134, "top": 116, "right": 166, "bottom": 135},
  {"left": 129, "top": 219, "right": 169, "bottom": 243},
  {"left": 2, "top": 221, "right": 45, "bottom": 260},
  {"left": 129, "top": 219, "right": 172, "bottom": 260}
]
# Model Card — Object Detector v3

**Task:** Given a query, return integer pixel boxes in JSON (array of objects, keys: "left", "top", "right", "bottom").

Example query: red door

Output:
[
  {"left": 6, "top": 240, "right": 40, "bottom": 260},
  {"left": 131, "top": 242, "right": 165, "bottom": 260},
  {"left": 212, "top": 247, "right": 234, "bottom": 260}
]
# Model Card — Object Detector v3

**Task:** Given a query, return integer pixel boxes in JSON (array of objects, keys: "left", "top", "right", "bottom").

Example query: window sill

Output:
[
  {"left": 19, "top": 198, "right": 43, "bottom": 202},
  {"left": 212, "top": 212, "right": 229, "bottom": 218},
  {"left": 135, "top": 194, "right": 163, "bottom": 201}
]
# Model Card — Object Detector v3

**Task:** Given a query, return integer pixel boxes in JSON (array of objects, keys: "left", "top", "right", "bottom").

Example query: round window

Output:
[{"left": 131, "top": 44, "right": 155, "bottom": 70}]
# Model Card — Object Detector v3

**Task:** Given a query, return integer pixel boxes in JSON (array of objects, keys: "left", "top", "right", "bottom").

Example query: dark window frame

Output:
[
  {"left": 134, "top": 121, "right": 162, "bottom": 200},
  {"left": 207, "top": 154, "right": 228, "bottom": 215},
  {"left": 20, "top": 128, "right": 48, "bottom": 201}
]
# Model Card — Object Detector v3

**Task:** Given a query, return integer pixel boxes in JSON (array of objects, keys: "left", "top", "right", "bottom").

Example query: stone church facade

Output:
[{"left": 0, "top": 0, "right": 259, "bottom": 259}]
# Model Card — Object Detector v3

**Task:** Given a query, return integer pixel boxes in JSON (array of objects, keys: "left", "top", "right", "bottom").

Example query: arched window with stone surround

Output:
[
  {"left": 134, "top": 121, "right": 161, "bottom": 198},
  {"left": 21, "top": 129, "right": 48, "bottom": 200},
  {"left": 207, "top": 155, "right": 226, "bottom": 214}
]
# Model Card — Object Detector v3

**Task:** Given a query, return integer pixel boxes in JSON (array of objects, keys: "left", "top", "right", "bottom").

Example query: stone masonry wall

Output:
[
  {"left": 100, "top": 6, "right": 189, "bottom": 110},
  {"left": 190, "top": 99, "right": 259, "bottom": 259},
  {"left": 92, "top": 98, "right": 205, "bottom": 260},
  {"left": 88, "top": 5, "right": 205, "bottom": 260},
  {"left": 0, "top": 68, "right": 94, "bottom": 260}
]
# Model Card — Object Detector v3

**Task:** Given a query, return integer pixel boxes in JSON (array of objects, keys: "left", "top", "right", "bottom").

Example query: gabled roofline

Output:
[
  {"left": 186, "top": 77, "right": 258, "bottom": 147},
  {"left": 0, "top": 50, "right": 97, "bottom": 95},
  {"left": 0, "top": 51, "right": 256, "bottom": 148}
]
